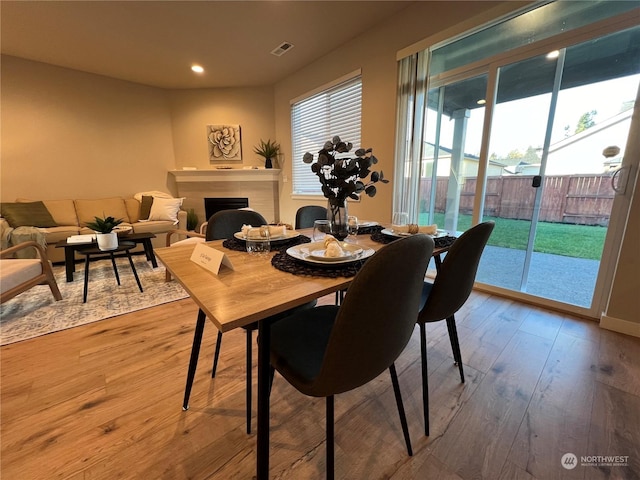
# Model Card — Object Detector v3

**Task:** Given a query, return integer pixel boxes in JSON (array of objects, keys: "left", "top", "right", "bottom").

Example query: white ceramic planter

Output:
[{"left": 96, "top": 232, "right": 118, "bottom": 251}]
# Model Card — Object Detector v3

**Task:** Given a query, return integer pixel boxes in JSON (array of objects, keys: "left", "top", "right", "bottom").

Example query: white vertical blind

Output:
[{"left": 291, "top": 76, "right": 362, "bottom": 195}]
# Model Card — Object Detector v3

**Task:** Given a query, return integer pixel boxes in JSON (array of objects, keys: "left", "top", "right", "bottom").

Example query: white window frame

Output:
[{"left": 291, "top": 70, "right": 362, "bottom": 197}]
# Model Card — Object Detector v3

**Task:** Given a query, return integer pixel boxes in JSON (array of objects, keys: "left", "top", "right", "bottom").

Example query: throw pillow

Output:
[
  {"left": 139, "top": 195, "right": 154, "bottom": 220},
  {"left": 133, "top": 191, "right": 174, "bottom": 202},
  {"left": 147, "top": 197, "right": 184, "bottom": 224},
  {"left": 1, "top": 201, "right": 58, "bottom": 228}
]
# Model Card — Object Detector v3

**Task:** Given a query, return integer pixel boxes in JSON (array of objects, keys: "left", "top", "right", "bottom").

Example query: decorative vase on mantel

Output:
[
  {"left": 265, "top": 157, "right": 273, "bottom": 169},
  {"left": 327, "top": 200, "right": 348, "bottom": 241}
]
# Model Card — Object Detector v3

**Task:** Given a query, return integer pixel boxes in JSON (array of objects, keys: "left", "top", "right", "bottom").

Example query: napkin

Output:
[
  {"left": 241, "top": 224, "right": 287, "bottom": 238},
  {"left": 391, "top": 223, "right": 438, "bottom": 235},
  {"left": 323, "top": 235, "right": 344, "bottom": 257}
]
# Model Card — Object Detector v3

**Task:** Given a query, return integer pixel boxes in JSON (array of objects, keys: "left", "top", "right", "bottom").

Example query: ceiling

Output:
[{"left": 1, "top": 1, "right": 414, "bottom": 89}]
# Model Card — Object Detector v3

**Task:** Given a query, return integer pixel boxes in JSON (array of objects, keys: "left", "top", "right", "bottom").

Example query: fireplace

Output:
[
  {"left": 204, "top": 197, "right": 249, "bottom": 221},
  {"left": 170, "top": 168, "right": 280, "bottom": 225}
]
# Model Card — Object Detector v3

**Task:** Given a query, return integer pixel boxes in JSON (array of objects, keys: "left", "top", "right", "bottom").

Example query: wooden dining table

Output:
[{"left": 155, "top": 228, "right": 449, "bottom": 479}]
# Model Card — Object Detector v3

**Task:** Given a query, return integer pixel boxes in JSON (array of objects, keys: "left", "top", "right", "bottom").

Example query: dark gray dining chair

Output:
[
  {"left": 295, "top": 205, "right": 328, "bottom": 229},
  {"left": 205, "top": 208, "right": 267, "bottom": 241},
  {"left": 183, "top": 208, "right": 316, "bottom": 434},
  {"left": 269, "top": 234, "right": 435, "bottom": 479},
  {"left": 417, "top": 221, "right": 495, "bottom": 436}
]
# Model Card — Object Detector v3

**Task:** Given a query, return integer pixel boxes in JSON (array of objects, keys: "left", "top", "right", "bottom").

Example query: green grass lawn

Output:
[{"left": 420, "top": 213, "right": 607, "bottom": 260}]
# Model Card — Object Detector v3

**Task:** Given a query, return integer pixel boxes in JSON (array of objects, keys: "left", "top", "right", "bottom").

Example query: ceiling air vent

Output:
[{"left": 271, "top": 41, "right": 294, "bottom": 57}]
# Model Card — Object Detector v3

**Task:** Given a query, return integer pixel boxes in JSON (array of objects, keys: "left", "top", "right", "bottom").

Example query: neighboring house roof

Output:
[
  {"left": 503, "top": 160, "right": 541, "bottom": 175},
  {"left": 549, "top": 108, "right": 633, "bottom": 154},
  {"left": 423, "top": 142, "right": 507, "bottom": 168}
]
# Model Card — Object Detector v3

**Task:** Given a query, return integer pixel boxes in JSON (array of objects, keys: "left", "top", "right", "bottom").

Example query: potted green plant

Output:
[
  {"left": 85, "top": 215, "right": 123, "bottom": 251},
  {"left": 186, "top": 208, "right": 198, "bottom": 231},
  {"left": 254, "top": 139, "right": 280, "bottom": 169}
]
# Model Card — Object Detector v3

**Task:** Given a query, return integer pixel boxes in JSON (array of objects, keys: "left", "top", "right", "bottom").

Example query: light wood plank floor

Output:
[{"left": 2, "top": 292, "right": 639, "bottom": 479}]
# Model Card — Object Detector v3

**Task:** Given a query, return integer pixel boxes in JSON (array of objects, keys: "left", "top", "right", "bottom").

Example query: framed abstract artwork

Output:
[{"left": 207, "top": 124, "right": 242, "bottom": 163}]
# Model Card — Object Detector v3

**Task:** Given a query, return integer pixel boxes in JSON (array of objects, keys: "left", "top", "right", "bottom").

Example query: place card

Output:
[{"left": 190, "top": 242, "right": 234, "bottom": 275}]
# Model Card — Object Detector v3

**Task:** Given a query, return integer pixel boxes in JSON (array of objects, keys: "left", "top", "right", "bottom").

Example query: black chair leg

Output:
[
  {"left": 389, "top": 363, "right": 413, "bottom": 456},
  {"left": 246, "top": 328, "right": 252, "bottom": 434},
  {"left": 446, "top": 316, "right": 465, "bottom": 384},
  {"left": 326, "top": 395, "right": 335, "bottom": 480},
  {"left": 419, "top": 322, "right": 430, "bottom": 436},
  {"left": 268, "top": 365, "right": 275, "bottom": 397},
  {"left": 211, "top": 330, "right": 223, "bottom": 378},
  {"left": 183, "top": 309, "right": 207, "bottom": 411}
]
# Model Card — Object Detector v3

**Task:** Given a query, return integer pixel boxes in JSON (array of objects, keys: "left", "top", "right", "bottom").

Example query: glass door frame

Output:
[{"left": 416, "top": 11, "right": 639, "bottom": 319}]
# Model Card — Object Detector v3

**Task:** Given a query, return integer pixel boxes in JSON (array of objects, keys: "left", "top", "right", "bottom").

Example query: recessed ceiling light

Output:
[
  {"left": 546, "top": 50, "right": 560, "bottom": 59},
  {"left": 191, "top": 65, "right": 204, "bottom": 73}
]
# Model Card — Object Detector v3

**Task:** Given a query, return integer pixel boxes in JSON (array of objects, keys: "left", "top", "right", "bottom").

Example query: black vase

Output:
[
  {"left": 327, "top": 200, "right": 348, "bottom": 241},
  {"left": 265, "top": 157, "right": 273, "bottom": 169}
]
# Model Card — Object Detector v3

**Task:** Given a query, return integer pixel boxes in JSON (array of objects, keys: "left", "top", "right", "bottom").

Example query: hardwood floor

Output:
[{"left": 1, "top": 292, "right": 639, "bottom": 479}]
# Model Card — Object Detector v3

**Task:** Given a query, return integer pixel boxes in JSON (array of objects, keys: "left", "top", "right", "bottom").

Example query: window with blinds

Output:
[{"left": 291, "top": 75, "right": 362, "bottom": 195}]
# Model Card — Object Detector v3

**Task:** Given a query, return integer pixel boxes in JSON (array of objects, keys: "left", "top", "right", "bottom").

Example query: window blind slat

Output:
[{"left": 292, "top": 76, "right": 362, "bottom": 195}]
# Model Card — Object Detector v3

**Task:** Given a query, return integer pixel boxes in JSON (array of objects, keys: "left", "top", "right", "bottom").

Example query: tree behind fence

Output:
[{"left": 421, "top": 174, "right": 614, "bottom": 226}]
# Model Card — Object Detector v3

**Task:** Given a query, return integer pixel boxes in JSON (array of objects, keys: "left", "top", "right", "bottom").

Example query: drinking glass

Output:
[
  {"left": 391, "top": 212, "right": 409, "bottom": 233},
  {"left": 313, "top": 220, "right": 331, "bottom": 242},
  {"left": 246, "top": 226, "right": 270, "bottom": 257},
  {"left": 347, "top": 215, "right": 359, "bottom": 242}
]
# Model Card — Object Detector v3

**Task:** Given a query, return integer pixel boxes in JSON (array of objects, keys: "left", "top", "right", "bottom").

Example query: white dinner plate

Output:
[
  {"left": 287, "top": 241, "right": 374, "bottom": 265},
  {"left": 381, "top": 228, "right": 447, "bottom": 238},
  {"left": 308, "top": 244, "right": 363, "bottom": 262},
  {"left": 234, "top": 230, "right": 300, "bottom": 242}
]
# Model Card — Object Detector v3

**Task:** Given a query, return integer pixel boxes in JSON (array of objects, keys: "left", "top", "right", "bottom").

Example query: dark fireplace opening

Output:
[{"left": 204, "top": 197, "right": 249, "bottom": 221}]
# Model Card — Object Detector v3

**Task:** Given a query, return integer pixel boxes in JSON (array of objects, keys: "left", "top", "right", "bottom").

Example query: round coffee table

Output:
[{"left": 78, "top": 241, "right": 143, "bottom": 303}]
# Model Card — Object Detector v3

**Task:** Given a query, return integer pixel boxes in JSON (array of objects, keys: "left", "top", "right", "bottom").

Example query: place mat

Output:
[
  {"left": 271, "top": 250, "right": 366, "bottom": 278},
  {"left": 371, "top": 230, "right": 458, "bottom": 249},
  {"left": 222, "top": 234, "right": 311, "bottom": 252},
  {"left": 357, "top": 224, "right": 384, "bottom": 235}
]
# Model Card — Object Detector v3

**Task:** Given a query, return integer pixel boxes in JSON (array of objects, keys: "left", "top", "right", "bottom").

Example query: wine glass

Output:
[
  {"left": 246, "top": 226, "right": 270, "bottom": 257},
  {"left": 347, "top": 215, "right": 359, "bottom": 242},
  {"left": 313, "top": 220, "right": 331, "bottom": 242},
  {"left": 391, "top": 212, "right": 409, "bottom": 233}
]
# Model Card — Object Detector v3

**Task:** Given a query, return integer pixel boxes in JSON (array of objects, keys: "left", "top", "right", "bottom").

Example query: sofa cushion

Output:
[
  {"left": 39, "top": 226, "right": 82, "bottom": 243},
  {"left": 0, "top": 259, "right": 43, "bottom": 295},
  {"left": 147, "top": 197, "right": 184, "bottom": 225},
  {"left": 131, "top": 220, "right": 177, "bottom": 234},
  {"left": 125, "top": 198, "right": 141, "bottom": 223},
  {"left": 75, "top": 197, "right": 130, "bottom": 227},
  {"left": 1, "top": 201, "right": 57, "bottom": 228}
]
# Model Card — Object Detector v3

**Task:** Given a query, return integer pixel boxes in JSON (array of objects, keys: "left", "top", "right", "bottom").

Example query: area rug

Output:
[{"left": 0, "top": 256, "right": 188, "bottom": 345}]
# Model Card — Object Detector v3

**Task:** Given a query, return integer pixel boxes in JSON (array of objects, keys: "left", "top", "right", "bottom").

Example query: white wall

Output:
[{"left": 1, "top": 55, "right": 177, "bottom": 201}]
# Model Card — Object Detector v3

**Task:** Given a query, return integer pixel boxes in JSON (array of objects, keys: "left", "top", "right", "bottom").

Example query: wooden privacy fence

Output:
[{"left": 420, "top": 174, "right": 615, "bottom": 226}]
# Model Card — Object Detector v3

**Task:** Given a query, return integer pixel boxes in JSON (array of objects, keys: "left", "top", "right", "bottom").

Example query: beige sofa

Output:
[{"left": 0, "top": 196, "right": 186, "bottom": 263}]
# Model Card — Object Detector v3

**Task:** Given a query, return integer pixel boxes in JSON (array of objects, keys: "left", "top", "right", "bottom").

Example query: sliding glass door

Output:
[{"left": 396, "top": 3, "right": 640, "bottom": 315}]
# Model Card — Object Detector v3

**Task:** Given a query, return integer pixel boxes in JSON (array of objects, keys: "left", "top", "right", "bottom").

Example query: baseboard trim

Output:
[{"left": 599, "top": 314, "right": 640, "bottom": 338}]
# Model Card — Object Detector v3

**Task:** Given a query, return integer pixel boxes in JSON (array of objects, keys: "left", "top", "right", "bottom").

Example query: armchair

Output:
[{"left": 1, "top": 241, "right": 62, "bottom": 304}]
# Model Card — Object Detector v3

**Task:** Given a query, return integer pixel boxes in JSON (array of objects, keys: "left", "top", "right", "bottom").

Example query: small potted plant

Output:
[
  {"left": 86, "top": 215, "right": 123, "bottom": 251},
  {"left": 254, "top": 139, "right": 280, "bottom": 169},
  {"left": 186, "top": 208, "right": 199, "bottom": 231}
]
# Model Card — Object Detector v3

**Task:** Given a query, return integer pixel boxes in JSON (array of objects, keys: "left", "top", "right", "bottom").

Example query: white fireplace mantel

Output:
[
  {"left": 170, "top": 168, "right": 281, "bottom": 183},
  {"left": 169, "top": 168, "right": 281, "bottom": 223}
]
